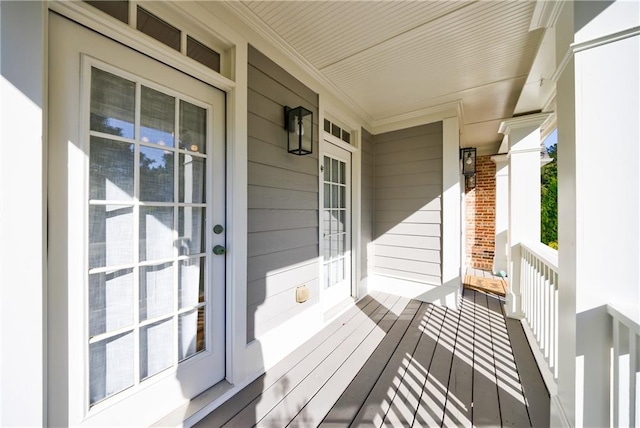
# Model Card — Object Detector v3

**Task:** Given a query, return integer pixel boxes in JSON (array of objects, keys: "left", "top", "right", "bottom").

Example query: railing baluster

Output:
[
  {"left": 553, "top": 274, "right": 560, "bottom": 379},
  {"left": 536, "top": 258, "right": 541, "bottom": 340},
  {"left": 546, "top": 264, "right": 551, "bottom": 358},
  {"left": 613, "top": 319, "right": 620, "bottom": 428},
  {"left": 629, "top": 329, "right": 637, "bottom": 427}
]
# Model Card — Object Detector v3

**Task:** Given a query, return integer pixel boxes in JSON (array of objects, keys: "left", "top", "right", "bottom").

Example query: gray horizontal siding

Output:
[
  {"left": 374, "top": 245, "right": 440, "bottom": 263},
  {"left": 373, "top": 123, "right": 443, "bottom": 285},
  {"left": 374, "top": 121, "right": 442, "bottom": 143},
  {"left": 248, "top": 278, "right": 320, "bottom": 341},
  {"left": 247, "top": 45, "right": 319, "bottom": 342},
  {"left": 375, "top": 159, "right": 442, "bottom": 177},
  {"left": 247, "top": 260, "right": 318, "bottom": 307},
  {"left": 375, "top": 171, "right": 442, "bottom": 188},
  {"left": 375, "top": 197, "right": 441, "bottom": 213},
  {"left": 375, "top": 222, "right": 441, "bottom": 237}
]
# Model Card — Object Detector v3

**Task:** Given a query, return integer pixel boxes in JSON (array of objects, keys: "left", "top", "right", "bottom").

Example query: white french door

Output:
[
  {"left": 48, "top": 13, "right": 225, "bottom": 426},
  {"left": 321, "top": 142, "right": 352, "bottom": 312}
]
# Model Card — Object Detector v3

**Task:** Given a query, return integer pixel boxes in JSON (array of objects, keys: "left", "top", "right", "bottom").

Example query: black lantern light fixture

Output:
[
  {"left": 461, "top": 147, "right": 477, "bottom": 190},
  {"left": 284, "top": 106, "right": 313, "bottom": 155}
]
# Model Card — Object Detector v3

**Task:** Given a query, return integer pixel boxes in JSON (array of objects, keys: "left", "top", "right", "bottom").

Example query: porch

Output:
[{"left": 196, "top": 289, "right": 548, "bottom": 427}]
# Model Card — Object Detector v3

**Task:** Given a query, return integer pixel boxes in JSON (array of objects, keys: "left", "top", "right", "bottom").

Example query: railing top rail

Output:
[
  {"left": 607, "top": 304, "right": 640, "bottom": 336},
  {"left": 521, "top": 241, "right": 559, "bottom": 271}
]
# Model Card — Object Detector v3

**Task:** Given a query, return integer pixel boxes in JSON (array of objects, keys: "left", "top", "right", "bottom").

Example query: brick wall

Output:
[{"left": 465, "top": 155, "right": 496, "bottom": 271}]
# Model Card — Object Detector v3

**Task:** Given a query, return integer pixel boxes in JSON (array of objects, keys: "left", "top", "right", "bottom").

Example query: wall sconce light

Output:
[
  {"left": 284, "top": 106, "right": 313, "bottom": 155},
  {"left": 461, "top": 147, "right": 477, "bottom": 190}
]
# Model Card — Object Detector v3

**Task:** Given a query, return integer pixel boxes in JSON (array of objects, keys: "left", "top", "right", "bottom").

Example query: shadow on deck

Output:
[{"left": 196, "top": 289, "right": 549, "bottom": 427}]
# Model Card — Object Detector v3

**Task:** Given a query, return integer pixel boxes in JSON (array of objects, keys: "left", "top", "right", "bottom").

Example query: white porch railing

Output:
[
  {"left": 608, "top": 304, "right": 640, "bottom": 427},
  {"left": 519, "top": 242, "right": 559, "bottom": 392}
]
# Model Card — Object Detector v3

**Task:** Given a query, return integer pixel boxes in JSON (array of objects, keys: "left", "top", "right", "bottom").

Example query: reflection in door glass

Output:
[
  {"left": 140, "top": 86, "right": 175, "bottom": 146},
  {"left": 90, "top": 68, "right": 135, "bottom": 138}
]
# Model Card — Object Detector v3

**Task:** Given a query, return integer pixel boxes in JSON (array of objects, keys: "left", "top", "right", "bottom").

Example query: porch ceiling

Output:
[{"left": 226, "top": 0, "right": 544, "bottom": 154}]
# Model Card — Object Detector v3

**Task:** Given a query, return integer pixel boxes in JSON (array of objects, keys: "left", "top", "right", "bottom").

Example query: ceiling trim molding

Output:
[
  {"left": 529, "top": 0, "right": 564, "bottom": 31},
  {"left": 221, "top": 1, "right": 373, "bottom": 126},
  {"left": 370, "top": 100, "right": 463, "bottom": 135}
]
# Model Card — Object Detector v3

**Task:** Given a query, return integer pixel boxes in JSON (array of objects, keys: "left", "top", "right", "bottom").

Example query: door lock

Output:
[
  {"left": 213, "top": 245, "right": 226, "bottom": 255},
  {"left": 213, "top": 224, "right": 224, "bottom": 234}
]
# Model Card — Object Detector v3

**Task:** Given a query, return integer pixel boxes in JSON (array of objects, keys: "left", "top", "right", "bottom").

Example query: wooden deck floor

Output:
[{"left": 196, "top": 289, "right": 549, "bottom": 427}]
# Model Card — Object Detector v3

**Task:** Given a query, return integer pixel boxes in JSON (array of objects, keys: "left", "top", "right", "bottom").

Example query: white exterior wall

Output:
[
  {"left": 555, "top": 1, "right": 640, "bottom": 426},
  {"left": 0, "top": 2, "right": 46, "bottom": 426}
]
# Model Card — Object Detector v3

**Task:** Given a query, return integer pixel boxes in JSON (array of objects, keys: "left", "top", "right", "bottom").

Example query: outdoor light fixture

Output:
[
  {"left": 461, "top": 147, "right": 477, "bottom": 190},
  {"left": 284, "top": 106, "right": 313, "bottom": 155}
]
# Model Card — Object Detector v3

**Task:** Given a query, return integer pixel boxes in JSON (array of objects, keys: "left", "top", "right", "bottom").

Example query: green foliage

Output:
[
  {"left": 541, "top": 143, "right": 558, "bottom": 246},
  {"left": 548, "top": 241, "right": 558, "bottom": 250}
]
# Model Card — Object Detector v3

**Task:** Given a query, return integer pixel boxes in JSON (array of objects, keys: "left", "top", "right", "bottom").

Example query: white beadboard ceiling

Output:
[{"left": 233, "top": 0, "right": 544, "bottom": 153}]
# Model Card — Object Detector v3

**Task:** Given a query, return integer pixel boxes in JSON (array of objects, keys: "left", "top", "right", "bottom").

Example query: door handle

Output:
[{"left": 213, "top": 245, "right": 226, "bottom": 255}]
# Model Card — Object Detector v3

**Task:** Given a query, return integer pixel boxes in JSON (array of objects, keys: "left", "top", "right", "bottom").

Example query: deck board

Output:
[
  {"left": 471, "top": 291, "right": 502, "bottom": 426},
  {"left": 487, "top": 294, "right": 531, "bottom": 427},
  {"left": 195, "top": 289, "right": 549, "bottom": 428},
  {"left": 259, "top": 296, "right": 408, "bottom": 427},
  {"left": 320, "top": 301, "right": 427, "bottom": 427},
  {"left": 228, "top": 294, "right": 400, "bottom": 427},
  {"left": 442, "top": 291, "right": 474, "bottom": 427},
  {"left": 288, "top": 299, "right": 420, "bottom": 427}
]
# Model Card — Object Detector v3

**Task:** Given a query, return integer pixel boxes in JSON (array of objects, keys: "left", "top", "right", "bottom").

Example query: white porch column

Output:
[
  {"left": 499, "top": 113, "right": 550, "bottom": 318},
  {"left": 554, "top": 2, "right": 640, "bottom": 427},
  {"left": 491, "top": 154, "right": 509, "bottom": 274}
]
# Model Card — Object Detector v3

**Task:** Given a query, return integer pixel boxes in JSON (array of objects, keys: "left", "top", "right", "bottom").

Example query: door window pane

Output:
[
  {"left": 332, "top": 158, "right": 339, "bottom": 183},
  {"left": 179, "top": 154, "right": 206, "bottom": 203},
  {"left": 140, "top": 86, "right": 175, "bottom": 146},
  {"left": 89, "top": 269, "right": 134, "bottom": 336},
  {"left": 89, "top": 205, "right": 134, "bottom": 269},
  {"left": 139, "top": 206, "right": 174, "bottom": 261},
  {"left": 90, "top": 332, "right": 134, "bottom": 405},
  {"left": 90, "top": 137, "right": 134, "bottom": 201},
  {"left": 140, "top": 318, "right": 173, "bottom": 380},
  {"left": 139, "top": 263, "right": 174, "bottom": 321},
  {"left": 179, "top": 207, "right": 205, "bottom": 256},
  {"left": 179, "top": 101, "right": 206, "bottom": 153},
  {"left": 323, "top": 183, "right": 331, "bottom": 209},
  {"left": 90, "top": 68, "right": 135, "bottom": 139},
  {"left": 140, "top": 147, "right": 175, "bottom": 203},
  {"left": 179, "top": 257, "right": 205, "bottom": 308},
  {"left": 179, "top": 308, "right": 205, "bottom": 360},
  {"left": 323, "top": 156, "right": 330, "bottom": 182}
]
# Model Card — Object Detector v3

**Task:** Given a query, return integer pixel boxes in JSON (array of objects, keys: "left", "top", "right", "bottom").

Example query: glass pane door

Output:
[
  {"left": 87, "top": 66, "right": 210, "bottom": 405},
  {"left": 323, "top": 155, "right": 348, "bottom": 289}
]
